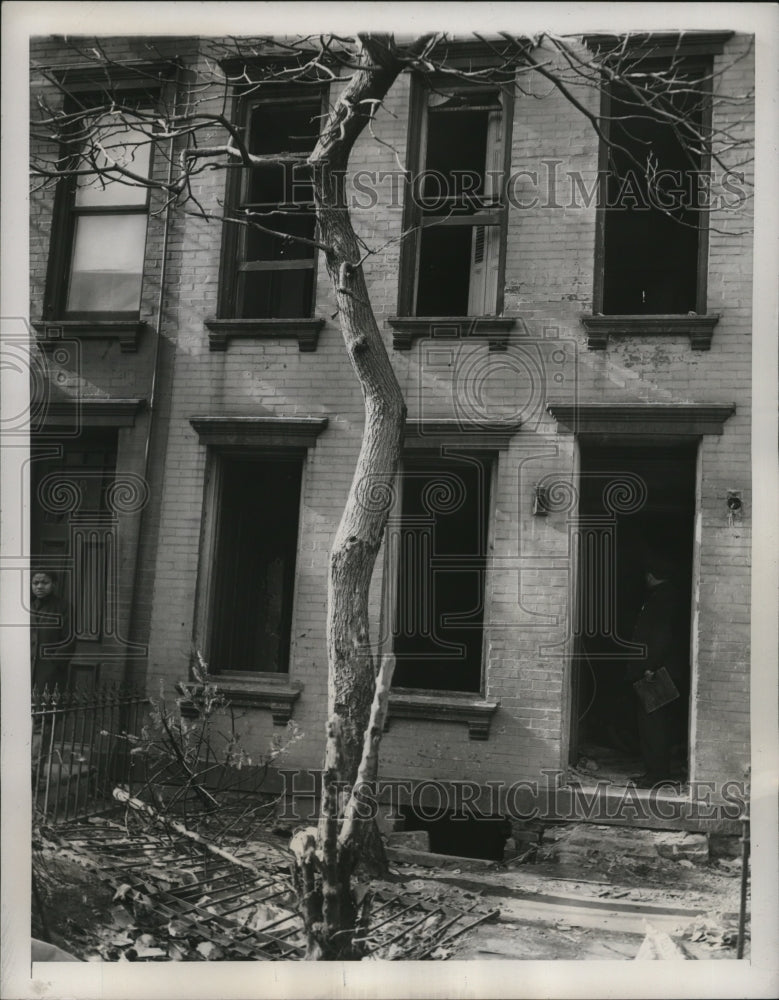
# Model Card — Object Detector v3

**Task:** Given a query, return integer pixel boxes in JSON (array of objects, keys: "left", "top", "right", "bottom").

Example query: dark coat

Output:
[
  {"left": 31, "top": 593, "right": 75, "bottom": 690},
  {"left": 628, "top": 580, "right": 688, "bottom": 684}
]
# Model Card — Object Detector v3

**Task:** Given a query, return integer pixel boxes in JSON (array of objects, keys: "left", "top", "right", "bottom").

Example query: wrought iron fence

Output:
[{"left": 31, "top": 684, "right": 148, "bottom": 824}]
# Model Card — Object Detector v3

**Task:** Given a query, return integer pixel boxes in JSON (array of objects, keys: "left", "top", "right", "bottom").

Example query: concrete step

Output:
[{"left": 541, "top": 823, "right": 708, "bottom": 864}]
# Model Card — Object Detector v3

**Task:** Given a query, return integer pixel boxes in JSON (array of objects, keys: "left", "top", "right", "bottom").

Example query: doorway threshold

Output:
[{"left": 552, "top": 777, "right": 741, "bottom": 835}]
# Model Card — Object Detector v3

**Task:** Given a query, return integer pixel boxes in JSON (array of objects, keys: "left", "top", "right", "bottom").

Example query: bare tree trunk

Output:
[
  {"left": 289, "top": 33, "right": 434, "bottom": 960},
  {"left": 319, "top": 186, "right": 404, "bottom": 783},
  {"left": 313, "top": 57, "right": 408, "bottom": 786}
]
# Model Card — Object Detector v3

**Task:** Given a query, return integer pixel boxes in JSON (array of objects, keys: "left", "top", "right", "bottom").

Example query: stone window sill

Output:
[
  {"left": 32, "top": 319, "right": 147, "bottom": 353},
  {"left": 580, "top": 314, "right": 720, "bottom": 351},
  {"left": 177, "top": 674, "right": 302, "bottom": 726},
  {"left": 205, "top": 318, "right": 325, "bottom": 352},
  {"left": 387, "top": 316, "right": 516, "bottom": 352},
  {"left": 385, "top": 690, "right": 499, "bottom": 741}
]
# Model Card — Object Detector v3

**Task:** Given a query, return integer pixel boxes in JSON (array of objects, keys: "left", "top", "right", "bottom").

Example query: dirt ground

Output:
[
  {"left": 32, "top": 820, "right": 748, "bottom": 963},
  {"left": 32, "top": 850, "right": 119, "bottom": 960},
  {"left": 387, "top": 836, "right": 748, "bottom": 961}
]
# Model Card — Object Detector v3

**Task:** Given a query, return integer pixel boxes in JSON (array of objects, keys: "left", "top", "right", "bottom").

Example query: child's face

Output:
[{"left": 32, "top": 574, "right": 54, "bottom": 599}]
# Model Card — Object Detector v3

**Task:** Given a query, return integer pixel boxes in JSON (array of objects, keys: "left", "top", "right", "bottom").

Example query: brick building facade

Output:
[{"left": 29, "top": 32, "right": 754, "bottom": 826}]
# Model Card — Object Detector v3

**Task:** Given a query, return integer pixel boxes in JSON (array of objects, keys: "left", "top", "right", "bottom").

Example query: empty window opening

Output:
[
  {"left": 602, "top": 71, "right": 705, "bottom": 315},
  {"left": 392, "top": 456, "right": 491, "bottom": 693},
  {"left": 399, "top": 805, "right": 511, "bottom": 861},
  {"left": 209, "top": 457, "right": 302, "bottom": 672},
  {"left": 409, "top": 84, "right": 506, "bottom": 317},
  {"left": 571, "top": 443, "right": 696, "bottom": 783}
]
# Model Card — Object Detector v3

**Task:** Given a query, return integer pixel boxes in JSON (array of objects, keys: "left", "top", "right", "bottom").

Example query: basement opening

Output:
[
  {"left": 570, "top": 442, "right": 696, "bottom": 784},
  {"left": 398, "top": 805, "right": 511, "bottom": 862}
]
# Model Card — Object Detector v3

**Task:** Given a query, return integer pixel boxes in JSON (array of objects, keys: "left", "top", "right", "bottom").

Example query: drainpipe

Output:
[{"left": 123, "top": 104, "right": 176, "bottom": 686}]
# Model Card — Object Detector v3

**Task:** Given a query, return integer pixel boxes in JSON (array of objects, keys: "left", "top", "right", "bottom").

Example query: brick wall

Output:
[{"left": 29, "top": 35, "right": 754, "bottom": 795}]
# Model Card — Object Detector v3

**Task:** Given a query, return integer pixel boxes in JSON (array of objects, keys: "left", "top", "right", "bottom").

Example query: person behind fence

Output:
[
  {"left": 30, "top": 569, "right": 75, "bottom": 691},
  {"left": 627, "top": 552, "right": 688, "bottom": 786}
]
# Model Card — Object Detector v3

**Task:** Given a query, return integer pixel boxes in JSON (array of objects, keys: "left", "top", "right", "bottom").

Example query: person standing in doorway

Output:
[
  {"left": 628, "top": 553, "right": 688, "bottom": 786},
  {"left": 30, "top": 570, "right": 75, "bottom": 691}
]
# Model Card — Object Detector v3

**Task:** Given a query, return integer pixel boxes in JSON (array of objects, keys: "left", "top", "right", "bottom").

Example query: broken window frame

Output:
[
  {"left": 397, "top": 73, "right": 514, "bottom": 319},
  {"left": 217, "top": 82, "right": 329, "bottom": 321},
  {"left": 592, "top": 52, "right": 716, "bottom": 317}
]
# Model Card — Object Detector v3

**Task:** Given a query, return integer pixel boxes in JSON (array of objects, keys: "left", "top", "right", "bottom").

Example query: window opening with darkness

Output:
[
  {"left": 391, "top": 455, "right": 491, "bottom": 693},
  {"left": 402, "top": 82, "right": 509, "bottom": 317},
  {"left": 222, "top": 90, "right": 324, "bottom": 319},
  {"left": 601, "top": 66, "right": 706, "bottom": 315},
  {"left": 209, "top": 457, "right": 302, "bottom": 673}
]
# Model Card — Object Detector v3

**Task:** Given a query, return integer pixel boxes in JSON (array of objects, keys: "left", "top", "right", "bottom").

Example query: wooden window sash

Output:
[
  {"left": 218, "top": 84, "right": 327, "bottom": 319},
  {"left": 44, "top": 98, "right": 158, "bottom": 321},
  {"left": 399, "top": 74, "right": 513, "bottom": 318}
]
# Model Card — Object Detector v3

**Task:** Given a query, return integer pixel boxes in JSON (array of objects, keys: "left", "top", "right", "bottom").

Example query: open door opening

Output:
[{"left": 570, "top": 442, "right": 696, "bottom": 784}]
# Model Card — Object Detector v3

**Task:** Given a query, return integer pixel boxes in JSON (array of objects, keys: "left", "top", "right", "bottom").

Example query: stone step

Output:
[{"left": 541, "top": 823, "right": 708, "bottom": 863}]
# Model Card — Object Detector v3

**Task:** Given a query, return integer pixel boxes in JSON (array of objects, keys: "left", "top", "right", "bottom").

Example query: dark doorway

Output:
[
  {"left": 210, "top": 457, "right": 302, "bottom": 673},
  {"left": 571, "top": 442, "right": 696, "bottom": 783},
  {"left": 31, "top": 429, "right": 118, "bottom": 644}
]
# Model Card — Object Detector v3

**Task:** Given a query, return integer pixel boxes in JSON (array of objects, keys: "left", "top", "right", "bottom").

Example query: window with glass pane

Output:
[
  {"left": 65, "top": 116, "right": 152, "bottom": 315},
  {"left": 228, "top": 92, "right": 323, "bottom": 319}
]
